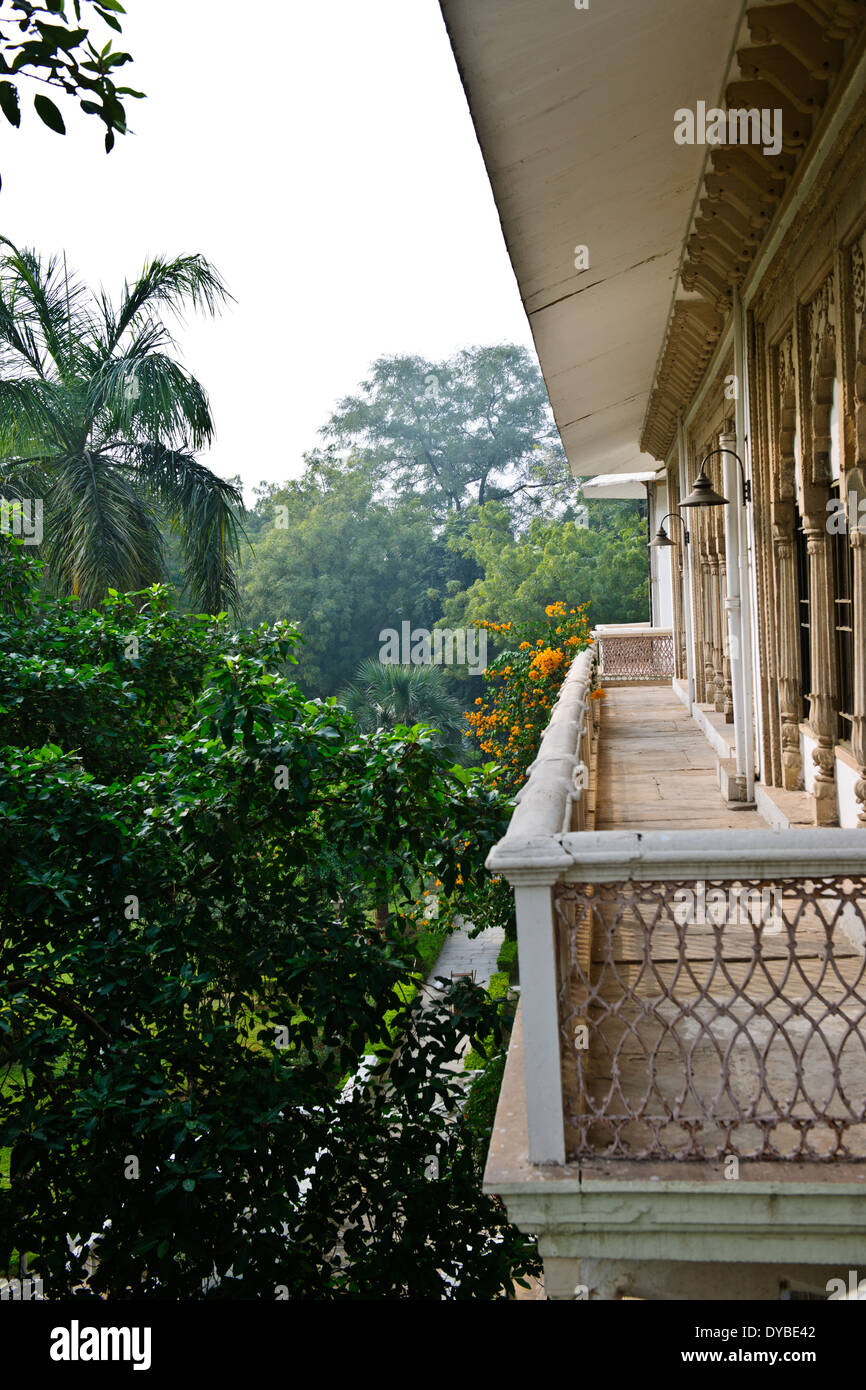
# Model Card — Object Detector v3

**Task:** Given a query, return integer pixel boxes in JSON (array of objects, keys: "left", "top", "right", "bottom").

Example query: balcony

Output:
[
  {"left": 595, "top": 624, "right": 675, "bottom": 684},
  {"left": 485, "top": 641, "right": 866, "bottom": 1299}
]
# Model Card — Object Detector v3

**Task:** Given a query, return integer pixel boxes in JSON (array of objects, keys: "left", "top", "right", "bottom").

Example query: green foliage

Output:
[
  {"left": 238, "top": 453, "right": 475, "bottom": 695},
  {"left": 463, "top": 975, "right": 512, "bottom": 1071},
  {"left": 325, "top": 345, "right": 574, "bottom": 520},
  {"left": 340, "top": 658, "right": 468, "bottom": 756},
  {"left": 441, "top": 501, "right": 649, "bottom": 631},
  {"left": 465, "top": 602, "right": 594, "bottom": 795},
  {"left": 0, "top": 240, "right": 243, "bottom": 612},
  {"left": 411, "top": 920, "right": 449, "bottom": 977},
  {"left": 0, "top": 0, "right": 144, "bottom": 181},
  {"left": 496, "top": 939, "right": 518, "bottom": 978},
  {"left": 487, "top": 971, "right": 509, "bottom": 1001},
  {"left": 0, "top": 541, "right": 538, "bottom": 1298},
  {"left": 463, "top": 1051, "right": 507, "bottom": 1165},
  {"left": 236, "top": 356, "right": 647, "bottom": 701}
]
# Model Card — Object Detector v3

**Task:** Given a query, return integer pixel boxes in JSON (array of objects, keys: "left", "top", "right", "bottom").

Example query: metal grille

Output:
[
  {"left": 554, "top": 877, "right": 866, "bottom": 1161},
  {"left": 597, "top": 632, "right": 675, "bottom": 681}
]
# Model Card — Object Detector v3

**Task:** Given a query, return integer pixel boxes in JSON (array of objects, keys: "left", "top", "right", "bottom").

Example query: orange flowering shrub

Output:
[{"left": 464, "top": 601, "right": 593, "bottom": 793}]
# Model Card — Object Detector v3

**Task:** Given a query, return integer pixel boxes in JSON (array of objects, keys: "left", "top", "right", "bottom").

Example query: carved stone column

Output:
[
  {"left": 718, "top": 541, "right": 734, "bottom": 722},
  {"left": 803, "top": 515, "right": 838, "bottom": 825},
  {"left": 695, "top": 508, "right": 708, "bottom": 706},
  {"left": 708, "top": 541, "right": 725, "bottom": 713},
  {"left": 772, "top": 508, "right": 804, "bottom": 790},
  {"left": 848, "top": 468, "right": 866, "bottom": 826},
  {"left": 669, "top": 471, "right": 686, "bottom": 680},
  {"left": 701, "top": 540, "right": 715, "bottom": 705}
]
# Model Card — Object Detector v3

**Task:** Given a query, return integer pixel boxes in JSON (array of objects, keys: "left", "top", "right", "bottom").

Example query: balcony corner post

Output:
[{"left": 512, "top": 877, "right": 567, "bottom": 1166}]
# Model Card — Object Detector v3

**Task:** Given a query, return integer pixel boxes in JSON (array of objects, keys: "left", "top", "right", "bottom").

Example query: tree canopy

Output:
[
  {"left": 237, "top": 435, "right": 647, "bottom": 699},
  {"left": 0, "top": 539, "right": 536, "bottom": 1298},
  {"left": 0, "top": 0, "right": 143, "bottom": 184},
  {"left": 324, "top": 345, "right": 574, "bottom": 520},
  {"left": 440, "top": 501, "right": 649, "bottom": 632},
  {"left": 0, "top": 241, "right": 244, "bottom": 612},
  {"left": 239, "top": 453, "right": 478, "bottom": 694}
]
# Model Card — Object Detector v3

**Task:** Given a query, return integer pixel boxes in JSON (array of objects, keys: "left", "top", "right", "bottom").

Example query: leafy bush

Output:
[
  {"left": 496, "top": 939, "right": 519, "bottom": 978},
  {"left": 0, "top": 541, "right": 539, "bottom": 1298}
]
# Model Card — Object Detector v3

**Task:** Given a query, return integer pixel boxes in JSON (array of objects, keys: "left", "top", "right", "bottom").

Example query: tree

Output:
[
  {"left": 341, "top": 658, "right": 468, "bottom": 754},
  {"left": 440, "top": 500, "right": 649, "bottom": 631},
  {"left": 0, "top": 541, "right": 538, "bottom": 1298},
  {"left": 0, "top": 0, "right": 143, "bottom": 185},
  {"left": 0, "top": 240, "right": 244, "bottom": 611},
  {"left": 324, "top": 346, "right": 575, "bottom": 521},
  {"left": 239, "top": 452, "right": 475, "bottom": 694}
]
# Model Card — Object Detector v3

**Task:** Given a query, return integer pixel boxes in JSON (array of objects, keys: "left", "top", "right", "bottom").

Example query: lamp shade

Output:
[
  {"left": 680, "top": 464, "right": 728, "bottom": 508},
  {"left": 649, "top": 526, "right": 675, "bottom": 548}
]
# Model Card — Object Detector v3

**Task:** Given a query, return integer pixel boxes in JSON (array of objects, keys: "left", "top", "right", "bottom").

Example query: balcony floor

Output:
[
  {"left": 566, "top": 684, "right": 866, "bottom": 1163},
  {"left": 594, "top": 685, "right": 765, "bottom": 830}
]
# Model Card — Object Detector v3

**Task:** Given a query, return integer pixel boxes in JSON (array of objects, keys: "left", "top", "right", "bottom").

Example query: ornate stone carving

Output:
[
  {"left": 852, "top": 233, "right": 866, "bottom": 352},
  {"left": 771, "top": 333, "right": 803, "bottom": 791},
  {"left": 642, "top": 3, "right": 856, "bottom": 463},
  {"left": 803, "top": 520, "right": 838, "bottom": 825},
  {"left": 847, "top": 466, "right": 866, "bottom": 828},
  {"left": 806, "top": 274, "right": 837, "bottom": 489},
  {"left": 807, "top": 273, "right": 835, "bottom": 372},
  {"left": 778, "top": 332, "right": 795, "bottom": 422}
]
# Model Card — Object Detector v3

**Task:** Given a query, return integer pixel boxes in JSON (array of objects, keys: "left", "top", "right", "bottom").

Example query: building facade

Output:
[{"left": 441, "top": 0, "right": 866, "bottom": 1300}]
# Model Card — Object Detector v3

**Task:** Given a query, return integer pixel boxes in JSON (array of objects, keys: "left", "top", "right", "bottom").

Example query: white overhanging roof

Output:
[
  {"left": 439, "top": 0, "right": 743, "bottom": 477},
  {"left": 581, "top": 471, "right": 656, "bottom": 500}
]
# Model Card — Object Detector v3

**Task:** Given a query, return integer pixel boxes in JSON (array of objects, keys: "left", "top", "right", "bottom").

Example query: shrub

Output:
[
  {"left": 496, "top": 939, "right": 519, "bottom": 978},
  {"left": 464, "top": 601, "right": 593, "bottom": 793},
  {"left": 0, "top": 542, "right": 539, "bottom": 1299}
]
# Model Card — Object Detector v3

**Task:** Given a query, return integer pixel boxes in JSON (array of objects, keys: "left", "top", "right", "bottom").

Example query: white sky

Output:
[{"left": 0, "top": 0, "right": 533, "bottom": 501}]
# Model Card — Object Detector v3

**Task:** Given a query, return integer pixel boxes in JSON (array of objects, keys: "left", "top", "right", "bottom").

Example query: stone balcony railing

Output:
[
  {"left": 486, "top": 646, "right": 866, "bottom": 1170},
  {"left": 595, "top": 624, "right": 674, "bottom": 682}
]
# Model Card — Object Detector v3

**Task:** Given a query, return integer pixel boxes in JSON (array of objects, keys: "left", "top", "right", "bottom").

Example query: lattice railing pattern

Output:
[
  {"left": 554, "top": 877, "right": 866, "bottom": 1161},
  {"left": 597, "top": 632, "right": 674, "bottom": 681}
]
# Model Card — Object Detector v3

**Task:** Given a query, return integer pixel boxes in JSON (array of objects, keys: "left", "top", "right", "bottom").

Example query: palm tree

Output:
[
  {"left": 0, "top": 239, "right": 243, "bottom": 611},
  {"left": 341, "top": 658, "right": 467, "bottom": 752}
]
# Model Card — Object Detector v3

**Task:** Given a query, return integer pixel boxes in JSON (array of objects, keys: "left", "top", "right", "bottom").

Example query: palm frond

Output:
[
  {"left": 0, "top": 243, "right": 237, "bottom": 610},
  {"left": 44, "top": 450, "right": 164, "bottom": 607},
  {"left": 0, "top": 378, "right": 68, "bottom": 457},
  {"left": 0, "top": 239, "right": 92, "bottom": 382},
  {"left": 107, "top": 254, "right": 232, "bottom": 353},
  {"left": 342, "top": 659, "right": 467, "bottom": 747},
  {"left": 90, "top": 351, "right": 214, "bottom": 450},
  {"left": 129, "top": 444, "right": 244, "bottom": 614}
]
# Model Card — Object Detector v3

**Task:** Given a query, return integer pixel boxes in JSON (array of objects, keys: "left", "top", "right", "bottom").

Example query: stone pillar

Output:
[
  {"left": 693, "top": 519, "right": 706, "bottom": 705},
  {"left": 719, "top": 543, "right": 734, "bottom": 722},
  {"left": 848, "top": 468, "right": 866, "bottom": 826},
  {"left": 772, "top": 510, "right": 804, "bottom": 791},
  {"left": 669, "top": 471, "right": 686, "bottom": 681},
  {"left": 803, "top": 515, "right": 838, "bottom": 825},
  {"left": 708, "top": 541, "right": 725, "bottom": 713},
  {"left": 701, "top": 541, "right": 714, "bottom": 705}
]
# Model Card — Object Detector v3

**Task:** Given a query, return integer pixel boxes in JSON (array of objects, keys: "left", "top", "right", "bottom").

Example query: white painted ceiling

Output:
[{"left": 440, "top": 0, "right": 744, "bottom": 475}]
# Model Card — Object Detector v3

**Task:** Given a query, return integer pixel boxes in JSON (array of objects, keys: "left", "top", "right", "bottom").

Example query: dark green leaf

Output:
[
  {"left": 33, "top": 92, "right": 66, "bottom": 134},
  {"left": 0, "top": 81, "right": 20, "bottom": 127}
]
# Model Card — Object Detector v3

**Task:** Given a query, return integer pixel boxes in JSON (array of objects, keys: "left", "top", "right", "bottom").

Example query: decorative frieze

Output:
[{"left": 642, "top": 0, "right": 866, "bottom": 465}]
